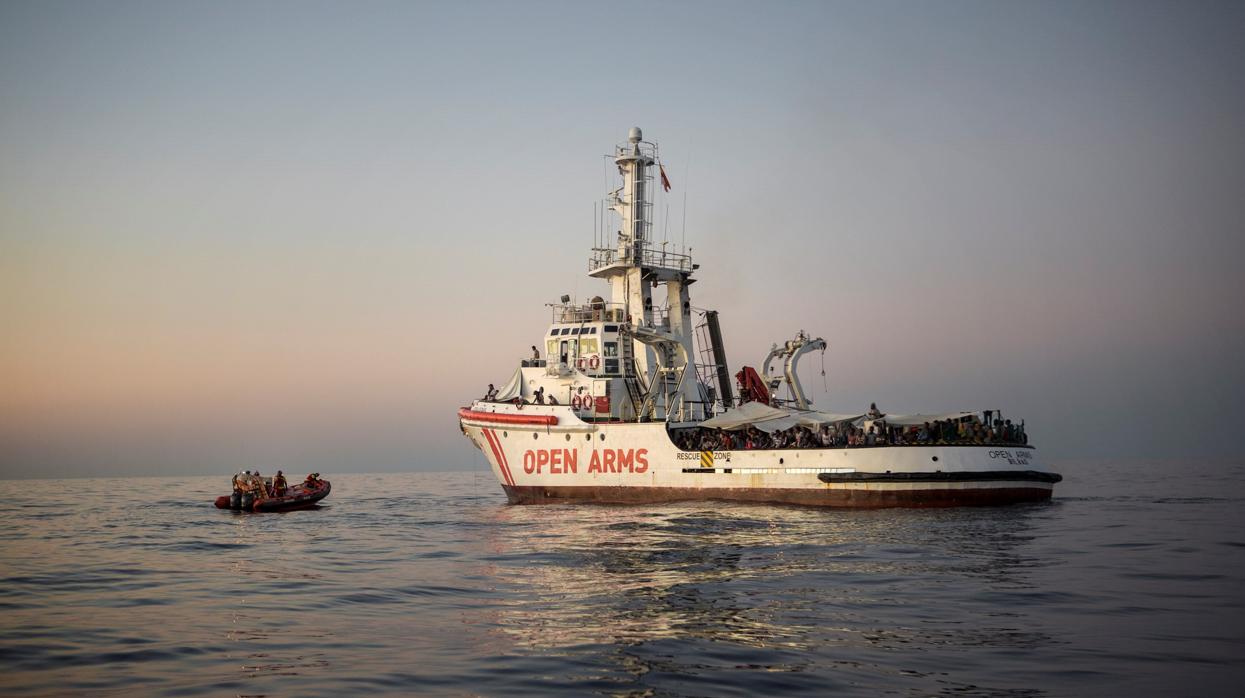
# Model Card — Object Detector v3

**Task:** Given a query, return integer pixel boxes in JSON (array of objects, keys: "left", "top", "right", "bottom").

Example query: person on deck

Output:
[
  {"left": 484, "top": 383, "right": 497, "bottom": 400},
  {"left": 272, "top": 470, "right": 288, "bottom": 497}
]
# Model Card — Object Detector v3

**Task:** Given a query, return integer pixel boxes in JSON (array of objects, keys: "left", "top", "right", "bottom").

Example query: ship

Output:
[{"left": 458, "top": 127, "right": 1061, "bottom": 507}]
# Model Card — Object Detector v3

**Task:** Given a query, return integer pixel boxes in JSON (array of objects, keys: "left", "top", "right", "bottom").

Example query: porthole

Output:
[
  {"left": 533, "top": 433, "right": 538, "bottom": 440},
  {"left": 931, "top": 456, "right": 939, "bottom": 462},
  {"left": 599, "top": 433, "right": 605, "bottom": 441},
  {"left": 779, "top": 458, "right": 784, "bottom": 465},
  {"left": 503, "top": 431, "right": 508, "bottom": 438},
  {"left": 585, "top": 433, "right": 591, "bottom": 441}
]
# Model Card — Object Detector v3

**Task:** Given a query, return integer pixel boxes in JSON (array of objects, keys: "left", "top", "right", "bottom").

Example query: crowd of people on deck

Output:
[{"left": 671, "top": 410, "right": 1028, "bottom": 452}]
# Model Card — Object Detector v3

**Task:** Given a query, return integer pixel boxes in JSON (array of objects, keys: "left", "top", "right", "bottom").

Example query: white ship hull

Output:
[{"left": 459, "top": 402, "right": 1059, "bottom": 508}]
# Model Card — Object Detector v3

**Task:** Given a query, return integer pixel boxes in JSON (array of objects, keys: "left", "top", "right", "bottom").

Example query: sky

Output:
[{"left": 2, "top": 0, "right": 1244, "bottom": 478}]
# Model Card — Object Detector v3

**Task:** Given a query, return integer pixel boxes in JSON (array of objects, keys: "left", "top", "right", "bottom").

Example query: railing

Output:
[
  {"left": 589, "top": 242, "right": 694, "bottom": 274},
  {"left": 551, "top": 302, "right": 627, "bottom": 324},
  {"left": 635, "top": 306, "right": 670, "bottom": 329},
  {"left": 615, "top": 141, "right": 658, "bottom": 161}
]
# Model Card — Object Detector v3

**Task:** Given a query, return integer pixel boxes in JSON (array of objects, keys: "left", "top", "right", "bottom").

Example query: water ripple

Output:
[{"left": 0, "top": 465, "right": 1241, "bottom": 696}]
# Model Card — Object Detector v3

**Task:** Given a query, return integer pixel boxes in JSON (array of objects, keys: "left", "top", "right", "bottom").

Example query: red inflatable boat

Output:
[{"left": 215, "top": 478, "right": 331, "bottom": 512}]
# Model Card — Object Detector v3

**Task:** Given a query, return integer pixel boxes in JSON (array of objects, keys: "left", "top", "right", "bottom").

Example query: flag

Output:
[{"left": 659, "top": 163, "right": 671, "bottom": 192}]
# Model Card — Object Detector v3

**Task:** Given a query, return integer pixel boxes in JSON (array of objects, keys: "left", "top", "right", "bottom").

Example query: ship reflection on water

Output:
[
  {"left": 470, "top": 502, "right": 1055, "bottom": 687},
  {"left": 4, "top": 472, "right": 1231, "bottom": 695}
]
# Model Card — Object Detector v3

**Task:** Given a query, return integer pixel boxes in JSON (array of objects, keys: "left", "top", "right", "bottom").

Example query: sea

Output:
[{"left": 1, "top": 459, "right": 1242, "bottom": 697}]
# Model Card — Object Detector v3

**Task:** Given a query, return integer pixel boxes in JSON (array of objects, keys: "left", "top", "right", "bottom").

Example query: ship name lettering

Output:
[
  {"left": 522, "top": 449, "right": 579, "bottom": 475},
  {"left": 588, "top": 448, "right": 649, "bottom": 474}
]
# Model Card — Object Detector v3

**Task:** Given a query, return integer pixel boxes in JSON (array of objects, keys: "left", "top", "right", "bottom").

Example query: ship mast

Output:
[{"left": 589, "top": 127, "right": 704, "bottom": 422}]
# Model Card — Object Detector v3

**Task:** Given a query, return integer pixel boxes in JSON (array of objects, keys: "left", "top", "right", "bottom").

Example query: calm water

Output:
[{"left": 1, "top": 460, "right": 1242, "bottom": 696}]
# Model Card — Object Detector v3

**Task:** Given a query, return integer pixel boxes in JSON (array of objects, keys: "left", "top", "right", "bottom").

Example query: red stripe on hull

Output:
[
  {"left": 481, "top": 428, "right": 514, "bottom": 487},
  {"left": 500, "top": 485, "right": 1054, "bottom": 508},
  {"left": 489, "top": 428, "right": 516, "bottom": 487},
  {"left": 458, "top": 408, "right": 558, "bottom": 426}
]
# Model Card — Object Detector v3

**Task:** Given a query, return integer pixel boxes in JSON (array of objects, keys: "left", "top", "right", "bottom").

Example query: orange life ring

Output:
[
  {"left": 571, "top": 395, "right": 582, "bottom": 410},
  {"left": 588, "top": 355, "right": 601, "bottom": 370},
  {"left": 576, "top": 357, "right": 586, "bottom": 370}
]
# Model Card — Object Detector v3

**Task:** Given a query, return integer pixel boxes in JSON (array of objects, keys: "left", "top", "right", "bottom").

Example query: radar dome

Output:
[{"left": 628, "top": 126, "right": 643, "bottom": 143}]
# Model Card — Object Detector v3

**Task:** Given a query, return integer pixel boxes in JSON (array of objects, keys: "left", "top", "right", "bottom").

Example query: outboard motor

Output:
[
  {"left": 240, "top": 493, "right": 254, "bottom": 511},
  {"left": 229, "top": 491, "right": 241, "bottom": 510}
]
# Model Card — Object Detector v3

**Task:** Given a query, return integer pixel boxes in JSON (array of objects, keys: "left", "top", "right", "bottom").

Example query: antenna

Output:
[
  {"left": 682, "top": 141, "right": 691, "bottom": 253},
  {"left": 601, "top": 154, "right": 609, "bottom": 245}
]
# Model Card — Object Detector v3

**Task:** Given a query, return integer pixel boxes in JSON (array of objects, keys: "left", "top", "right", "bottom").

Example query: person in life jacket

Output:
[
  {"left": 272, "top": 470, "right": 288, "bottom": 497},
  {"left": 252, "top": 470, "right": 269, "bottom": 499},
  {"left": 304, "top": 472, "right": 321, "bottom": 487},
  {"left": 238, "top": 470, "right": 251, "bottom": 492}
]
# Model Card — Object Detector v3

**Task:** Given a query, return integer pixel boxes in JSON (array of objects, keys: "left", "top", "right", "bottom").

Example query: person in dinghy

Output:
[{"left": 214, "top": 470, "right": 331, "bottom": 512}]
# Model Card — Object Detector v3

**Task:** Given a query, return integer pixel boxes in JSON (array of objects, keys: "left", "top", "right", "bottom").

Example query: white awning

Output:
[
  {"left": 791, "top": 410, "right": 866, "bottom": 428},
  {"left": 493, "top": 367, "right": 523, "bottom": 402},
  {"left": 869, "top": 412, "right": 976, "bottom": 426},
  {"left": 699, "top": 401, "right": 788, "bottom": 430},
  {"left": 749, "top": 414, "right": 804, "bottom": 433},
  {"left": 699, "top": 404, "right": 864, "bottom": 433}
]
